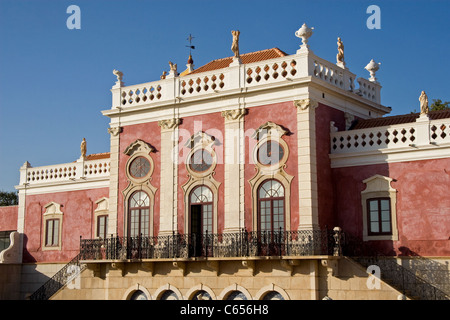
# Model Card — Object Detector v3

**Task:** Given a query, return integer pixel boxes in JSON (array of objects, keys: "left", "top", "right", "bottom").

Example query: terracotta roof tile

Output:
[
  {"left": 187, "top": 48, "right": 288, "bottom": 75},
  {"left": 351, "top": 109, "right": 450, "bottom": 130},
  {"left": 85, "top": 152, "right": 111, "bottom": 161}
]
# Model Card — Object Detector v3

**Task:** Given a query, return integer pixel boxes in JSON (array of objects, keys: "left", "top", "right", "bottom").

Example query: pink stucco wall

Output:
[
  {"left": 244, "top": 101, "right": 299, "bottom": 231},
  {"left": 315, "top": 103, "right": 346, "bottom": 230},
  {"left": 0, "top": 205, "right": 18, "bottom": 231},
  {"left": 117, "top": 122, "right": 161, "bottom": 237},
  {"left": 177, "top": 112, "right": 225, "bottom": 233},
  {"left": 23, "top": 188, "right": 109, "bottom": 263},
  {"left": 332, "top": 159, "right": 450, "bottom": 256}
]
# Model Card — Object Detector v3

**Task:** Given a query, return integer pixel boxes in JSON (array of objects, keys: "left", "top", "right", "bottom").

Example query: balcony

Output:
[
  {"left": 107, "top": 49, "right": 385, "bottom": 114},
  {"left": 16, "top": 156, "right": 110, "bottom": 190},
  {"left": 79, "top": 229, "right": 341, "bottom": 262},
  {"left": 329, "top": 114, "right": 450, "bottom": 168}
]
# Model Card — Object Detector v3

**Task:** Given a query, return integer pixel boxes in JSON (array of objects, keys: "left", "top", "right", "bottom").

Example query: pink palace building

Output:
[{"left": 0, "top": 23, "right": 449, "bottom": 300}]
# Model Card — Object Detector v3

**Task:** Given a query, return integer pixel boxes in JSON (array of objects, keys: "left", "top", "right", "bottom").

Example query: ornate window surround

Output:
[
  {"left": 249, "top": 122, "right": 294, "bottom": 232},
  {"left": 361, "top": 174, "right": 398, "bottom": 241},
  {"left": 94, "top": 197, "right": 109, "bottom": 239},
  {"left": 42, "top": 202, "right": 63, "bottom": 251},
  {"left": 182, "top": 131, "right": 221, "bottom": 234},
  {"left": 122, "top": 139, "right": 157, "bottom": 237}
]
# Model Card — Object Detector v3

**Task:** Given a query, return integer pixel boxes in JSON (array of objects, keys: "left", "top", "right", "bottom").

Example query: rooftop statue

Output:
[
  {"left": 231, "top": 30, "right": 240, "bottom": 59},
  {"left": 419, "top": 91, "right": 429, "bottom": 116},
  {"left": 80, "top": 137, "right": 87, "bottom": 159},
  {"left": 169, "top": 61, "right": 177, "bottom": 73},
  {"left": 336, "top": 37, "right": 345, "bottom": 66},
  {"left": 113, "top": 69, "right": 123, "bottom": 82}
]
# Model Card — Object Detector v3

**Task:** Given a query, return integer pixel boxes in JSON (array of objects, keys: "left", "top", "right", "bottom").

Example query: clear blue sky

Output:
[{"left": 0, "top": 0, "right": 449, "bottom": 192}]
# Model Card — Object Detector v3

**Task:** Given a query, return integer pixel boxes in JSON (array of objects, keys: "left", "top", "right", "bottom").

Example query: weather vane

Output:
[{"left": 186, "top": 33, "right": 195, "bottom": 55}]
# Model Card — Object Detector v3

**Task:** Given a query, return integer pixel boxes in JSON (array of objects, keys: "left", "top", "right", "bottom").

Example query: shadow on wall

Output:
[
  {"left": 22, "top": 234, "right": 37, "bottom": 263},
  {"left": 398, "top": 246, "right": 450, "bottom": 295}
]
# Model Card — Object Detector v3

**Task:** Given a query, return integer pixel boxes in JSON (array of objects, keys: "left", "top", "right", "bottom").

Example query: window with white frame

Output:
[
  {"left": 361, "top": 175, "right": 398, "bottom": 241},
  {"left": 42, "top": 202, "right": 63, "bottom": 250}
]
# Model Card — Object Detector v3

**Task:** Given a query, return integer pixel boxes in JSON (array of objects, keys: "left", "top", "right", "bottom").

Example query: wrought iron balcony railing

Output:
[{"left": 79, "top": 229, "right": 340, "bottom": 261}]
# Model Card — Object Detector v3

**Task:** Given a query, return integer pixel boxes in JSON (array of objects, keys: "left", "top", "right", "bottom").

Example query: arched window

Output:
[
  {"left": 192, "top": 290, "right": 212, "bottom": 300},
  {"left": 160, "top": 290, "right": 179, "bottom": 300},
  {"left": 130, "top": 290, "right": 148, "bottom": 300},
  {"left": 190, "top": 186, "right": 213, "bottom": 234},
  {"left": 226, "top": 291, "right": 248, "bottom": 300},
  {"left": 262, "top": 291, "right": 284, "bottom": 300},
  {"left": 128, "top": 191, "right": 150, "bottom": 237},
  {"left": 258, "top": 180, "right": 285, "bottom": 232}
]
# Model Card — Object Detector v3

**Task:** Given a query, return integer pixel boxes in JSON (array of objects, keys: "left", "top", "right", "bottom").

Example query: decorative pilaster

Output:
[
  {"left": 293, "top": 98, "right": 319, "bottom": 231},
  {"left": 222, "top": 109, "right": 247, "bottom": 232},
  {"left": 107, "top": 126, "right": 122, "bottom": 236},
  {"left": 158, "top": 118, "right": 181, "bottom": 235}
]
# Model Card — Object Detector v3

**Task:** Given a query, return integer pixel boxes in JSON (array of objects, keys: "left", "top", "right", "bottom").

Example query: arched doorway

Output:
[
  {"left": 189, "top": 185, "right": 213, "bottom": 257},
  {"left": 128, "top": 191, "right": 150, "bottom": 237},
  {"left": 257, "top": 180, "right": 285, "bottom": 255},
  {"left": 258, "top": 179, "right": 285, "bottom": 232}
]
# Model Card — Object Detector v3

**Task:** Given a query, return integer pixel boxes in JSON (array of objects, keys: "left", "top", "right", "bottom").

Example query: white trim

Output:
[
  {"left": 154, "top": 283, "right": 183, "bottom": 300},
  {"left": 185, "top": 284, "right": 217, "bottom": 300},
  {"left": 103, "top": 76, "right": 389, "bottom": 128},
  {"left": 361, "top": 175, "right": 398, "bottom": 242},
  {"left": 254, "top": 283, "right": 290, "bottom": 300},
  {"left": 122, "top": 283, "right": 152, "bottom": 300},
  {"left": 218, "top": 284, "right": 253, "bottom": 300},
  {"left": 15, "top": 179, "right": 109, "bottom": 195},
  {"left": 330, "top": 144, "right": 450, "bottom": 168}
]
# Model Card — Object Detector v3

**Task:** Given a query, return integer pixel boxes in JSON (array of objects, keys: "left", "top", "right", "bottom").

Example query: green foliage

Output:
[
  {"left": 0, "top": 191, "right": 18, "bottom": 206},
  {"left": 430, "top": 99, "right": 450, "bottom": 111},
  {"left": 410, "top": 98, "right": 450, "bottom": 114}
]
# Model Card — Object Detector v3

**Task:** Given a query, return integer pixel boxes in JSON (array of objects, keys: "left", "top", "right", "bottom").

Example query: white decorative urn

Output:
[
  {"left": 365, "top": 59, "right": 381, "bottom": 82},
  {"left": 295, "top": 23, "right": 314, "bottom": 51}
]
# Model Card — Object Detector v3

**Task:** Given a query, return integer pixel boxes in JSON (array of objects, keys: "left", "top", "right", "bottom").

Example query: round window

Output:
[
  {"left": 129, "top": 156, "right": 151, "bottom": 178},
  {"left": 189, "top": 149, "right": 213, "bottom": 173},
  {"left": 257, "top": 140, "right": 284, "bottom": 166}
]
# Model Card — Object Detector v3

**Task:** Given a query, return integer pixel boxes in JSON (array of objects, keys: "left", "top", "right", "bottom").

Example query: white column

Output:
[
  {"left": 158, "top": 118, "right": 181, "bottom": 235},
  {"left": 294, "top": 99, "right": 319, "bottom": 231},
  {"left": 415, "top": 114, "right": 431, "bottom": 146},
  {"left": 222, "top": 109, "right": 246, "bottom": 233},
  {"left": 107, "top": 126, "right": 122, "bottom": 236}
]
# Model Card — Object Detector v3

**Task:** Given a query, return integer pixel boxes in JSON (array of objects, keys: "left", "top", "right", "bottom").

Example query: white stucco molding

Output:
[
  {"left": 123, "top": 139, "right": 155, "bottom": 156},
  {"left": 361, "top": 174, "right": 399, "bottom": 241},
  {"left": 0, "top": 232, "right": 21, "bottom": 264}
]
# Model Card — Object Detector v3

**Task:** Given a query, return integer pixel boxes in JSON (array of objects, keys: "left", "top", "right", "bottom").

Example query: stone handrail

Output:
[
  {"left": 18, "top": 158, "right": 110, "bottom": 187},
  {"left": 330, "top": 117, "right": 450, "bottom": 155},
  {"left": 111, "top": 50, "right": 382, "bottom": 109}
]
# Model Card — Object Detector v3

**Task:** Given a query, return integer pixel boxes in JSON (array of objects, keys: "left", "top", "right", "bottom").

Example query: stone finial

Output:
[
  {"left": 336, "top": 37, "right": 346, "bottom": 68},
  {"left": 419, "top": 90, "right": 429, "bottom": 116},
  {"left": 295, "top": 23, "right": 314, "bottom": 52},
  {"left": 21, "top": 161, "right": 32, "bottom": 169},
  {"left": 364, "top": 59, "right": 381, "bottom": 82},
  {"left": 113, "top": 69, "right": 124, "bottom": 87}
]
